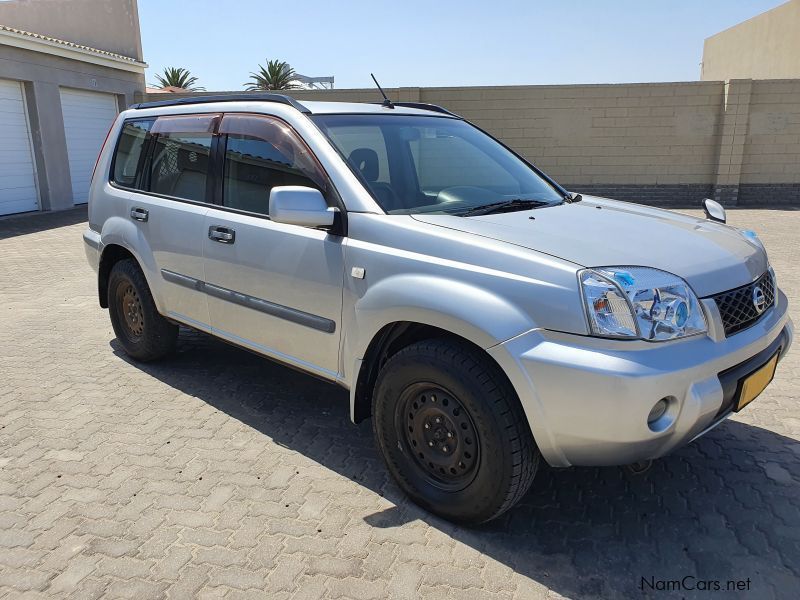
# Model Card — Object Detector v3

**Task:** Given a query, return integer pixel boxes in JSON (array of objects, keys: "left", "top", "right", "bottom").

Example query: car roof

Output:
[
  {"left": 129, "top": 94, "right": 458, "bottom": 118},
  {"left": 300, "top": 101, "right": 451, "bottom": 116}
]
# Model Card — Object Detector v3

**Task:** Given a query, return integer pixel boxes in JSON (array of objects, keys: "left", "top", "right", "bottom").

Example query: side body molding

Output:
[{"left": 161, "top": 269, "right": 336, "bottom": 334}]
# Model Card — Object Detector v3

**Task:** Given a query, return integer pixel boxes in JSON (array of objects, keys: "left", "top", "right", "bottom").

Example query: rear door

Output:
[
  {"left": 202, "top": 113, "right": 345, "bottom": 378},
  {"left": 112, "top": 113, "right": 218, "bottom": 329}
]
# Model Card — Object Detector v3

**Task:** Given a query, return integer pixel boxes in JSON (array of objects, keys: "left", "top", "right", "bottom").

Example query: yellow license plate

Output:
[{"left": 736, "top": 353, "right": 779, "bottom": 411}]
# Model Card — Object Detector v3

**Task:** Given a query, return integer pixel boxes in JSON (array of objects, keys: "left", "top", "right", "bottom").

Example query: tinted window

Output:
[
  {"left": 313, "top": 114, "right": 563, "bottom": 215},
  {"left": 322, "top": 125, "right": 390, "bottom": 184},
  {"left": 148, "top": 114, "right": 218, "bottom": 203},
  {"left": 318, "top": 123, "right": 402, "bottom": 210},
  {"left": 112, "top": 120, "right": 153, "bottom": 188},
  {"left": 221, "top": 114, "right": 327, "bottom": 215}
]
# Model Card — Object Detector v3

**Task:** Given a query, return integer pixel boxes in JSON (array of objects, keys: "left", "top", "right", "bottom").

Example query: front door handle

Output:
[
  {"left": 208, "top": 225, "right": 235, "bottom": 244},
  {"left": 130, "top": 207, "right": 149, "bottom": 222}
]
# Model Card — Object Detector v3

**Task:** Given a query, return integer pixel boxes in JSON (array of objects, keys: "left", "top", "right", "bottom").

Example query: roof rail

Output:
[
  {"left": 373, "top": 102, "right": 459, "bottom": 117},
  {"left": 129, "top": 93, "right": 311, "bottom": 114}
]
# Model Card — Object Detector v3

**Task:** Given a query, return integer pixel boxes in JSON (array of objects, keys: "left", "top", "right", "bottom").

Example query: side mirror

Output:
[
  {"left": 702, "top": 198, "right": 726, "bottom": 224},
  {"left": 269, "top": 186, "right": 335, "bottom": 228}
]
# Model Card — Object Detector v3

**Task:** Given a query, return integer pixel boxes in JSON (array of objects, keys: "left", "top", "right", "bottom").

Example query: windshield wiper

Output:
[{"left": 460, "top": 198, "right": 550, "bottom": 217}]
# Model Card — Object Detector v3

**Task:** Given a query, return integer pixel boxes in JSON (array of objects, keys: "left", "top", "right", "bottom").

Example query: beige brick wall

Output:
[
  {"left": 741, "top": 79, "right": 800, "bottom": 185},
  {"left": 424, "top": 83, "right": 723, "bottom": 186},
  {"left": 289, "top": 89, "right": 377, "bottom": 104}
]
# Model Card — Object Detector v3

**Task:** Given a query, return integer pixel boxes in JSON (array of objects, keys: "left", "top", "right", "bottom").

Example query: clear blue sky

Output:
[{"left": 139, "top": 0, "right": 787, "bottom": 90}]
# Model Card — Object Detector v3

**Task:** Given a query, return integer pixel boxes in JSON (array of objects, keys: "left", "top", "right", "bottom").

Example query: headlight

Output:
[{"left": 580, "top": 267, "right": 707, "bottom": 341}]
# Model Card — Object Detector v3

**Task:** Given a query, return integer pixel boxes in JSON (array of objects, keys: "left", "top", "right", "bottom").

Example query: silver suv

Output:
[{"left": 84, "top": 94, "right": 793, "bottom": 524}]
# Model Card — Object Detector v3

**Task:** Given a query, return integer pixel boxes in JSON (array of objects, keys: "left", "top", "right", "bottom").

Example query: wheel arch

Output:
[
  {"left": 350, "top": 321, "right": 520, "bottom": 426},
  {"left": 346, "top": 274, "right": 536, "bottom": 424},
  {"left": 98, "top": 244, "right": 137, "bottom": 308},
  {"left": 96, "top": 215, "right": 162, "bottom": 311}
]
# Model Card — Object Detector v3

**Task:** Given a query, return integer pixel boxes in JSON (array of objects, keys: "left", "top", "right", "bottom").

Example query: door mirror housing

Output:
[
  {"left": 702, "top": 198, "right": 726, "bottom": 224},
  {"left": 269, "top": 186, "right": 335, "bottom": 228}
]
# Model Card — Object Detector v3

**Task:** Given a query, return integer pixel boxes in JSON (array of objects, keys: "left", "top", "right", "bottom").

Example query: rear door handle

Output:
[
  {"left": 130, "top": 207, "right": 149, "bottom": 222},
  {"left": 208, "top": 225, "right": 235, "bottom": 244}
]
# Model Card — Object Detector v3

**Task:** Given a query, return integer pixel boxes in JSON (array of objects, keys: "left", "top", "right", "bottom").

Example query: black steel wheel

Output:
[
  {"left": 107, "top": 258, "right": 177, "bottom": 361},
  {"left": 373, "top": 338, "right": 539, "bottom": 524},
  {"left": 397, "top": 383, "right": 480, "bottom": 491}
]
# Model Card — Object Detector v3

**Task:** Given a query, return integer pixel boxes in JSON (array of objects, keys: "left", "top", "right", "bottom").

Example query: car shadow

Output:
[
  {"left": 0, "top": 206, "right": 88, "bottom": 241},
  {"left": 111, "top": 328, "right": 799, "bottom": 599}
]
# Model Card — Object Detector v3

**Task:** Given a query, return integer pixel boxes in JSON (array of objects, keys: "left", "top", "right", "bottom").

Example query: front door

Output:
[{"left": 203, "top": 113, "right": 345, "bottom": 379}]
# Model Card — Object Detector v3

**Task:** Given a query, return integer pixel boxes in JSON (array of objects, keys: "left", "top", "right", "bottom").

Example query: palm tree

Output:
[
  {"left": 152, "top": 67, "right": 205, "bottom": 91},
  {"left": 244, "top": 60, "right": 298, "bottom": 91}
]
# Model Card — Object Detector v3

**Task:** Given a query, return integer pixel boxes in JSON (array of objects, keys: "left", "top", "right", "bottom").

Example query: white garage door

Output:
[
  {"left": 60, "top": 88, "right": 118, "bottom": 204},
  {"left": 0, "top": 79, "right": 39, "bottom": 216}
]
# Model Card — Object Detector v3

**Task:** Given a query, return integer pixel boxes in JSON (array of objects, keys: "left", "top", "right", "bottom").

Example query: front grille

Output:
[{"left": 710, "top": 271, "right": 775, "bottom": 337}]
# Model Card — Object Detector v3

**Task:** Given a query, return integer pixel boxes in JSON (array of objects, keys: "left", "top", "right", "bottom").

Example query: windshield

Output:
[{"left": 311, "top": 114, "right": 565, "bottom": 215}]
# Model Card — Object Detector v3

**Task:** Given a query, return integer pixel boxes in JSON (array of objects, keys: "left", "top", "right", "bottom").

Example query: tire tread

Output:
[
  {"left": 373, "top": 337, "right": 539, "bottom": 523},
  {"left": 108, "top": 259, "right": 177, "bottom": 362}
]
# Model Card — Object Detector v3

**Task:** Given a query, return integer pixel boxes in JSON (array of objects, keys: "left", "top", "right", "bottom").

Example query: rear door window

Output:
[{"left": 147, "top": 114, "right": 220, "bottom": 203}]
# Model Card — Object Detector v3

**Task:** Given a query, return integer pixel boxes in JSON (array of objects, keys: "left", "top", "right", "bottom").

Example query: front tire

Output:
[
  {"left": 107, "top": 259, "right": 177, "bottom": 362},
  {"left": 372, "top": 339, "right": 539, "bottom": 524}
]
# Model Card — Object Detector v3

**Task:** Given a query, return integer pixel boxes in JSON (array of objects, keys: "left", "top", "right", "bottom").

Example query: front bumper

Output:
[{"left": 489, "top": 288, "right": 793, "bottom": 467}]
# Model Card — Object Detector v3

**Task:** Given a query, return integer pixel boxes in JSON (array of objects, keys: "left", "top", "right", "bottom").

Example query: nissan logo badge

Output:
[{"left": 752, "top": 285, "right": 767, "bottom": 314}]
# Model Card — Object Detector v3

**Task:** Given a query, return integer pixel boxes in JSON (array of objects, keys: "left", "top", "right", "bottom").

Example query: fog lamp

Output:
[{"left": 648, "top": 398, "right": 669, "bottom": 424}]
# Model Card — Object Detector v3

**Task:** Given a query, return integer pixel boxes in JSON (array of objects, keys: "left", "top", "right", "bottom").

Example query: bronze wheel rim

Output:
[{"left": 118, "top": 283, "right": 145, "bottom": 338}]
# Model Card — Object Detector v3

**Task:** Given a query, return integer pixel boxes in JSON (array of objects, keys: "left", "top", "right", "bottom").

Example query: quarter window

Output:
[
  {"left": 111, "top": 119, "right": 153, "bottom": 189},
  {"left": 220, "top": 114, "right": 327, "bottom": 216}
]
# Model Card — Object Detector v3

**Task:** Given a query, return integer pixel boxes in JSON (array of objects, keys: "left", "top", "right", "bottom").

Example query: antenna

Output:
[{"left": 370, "top": 73, "right": 394, "bottom": 109}]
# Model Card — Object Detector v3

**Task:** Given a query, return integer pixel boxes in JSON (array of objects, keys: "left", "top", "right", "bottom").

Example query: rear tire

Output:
[
  {"left": 372, "top": 338, "right": 539, "bottom": 524},
  {"left": 107, "top": 259, "right": 177, "bottom": 361}
]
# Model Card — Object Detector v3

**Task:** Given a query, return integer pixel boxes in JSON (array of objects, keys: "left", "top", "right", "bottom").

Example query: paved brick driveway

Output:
[{"left": 0, "top": 207, "right": 798, "bottom": 599}]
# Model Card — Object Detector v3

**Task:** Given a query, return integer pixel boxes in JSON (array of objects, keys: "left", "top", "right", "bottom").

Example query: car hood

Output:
[{"left": 411, "top": 196, "right": 768, "bottom": 297}]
